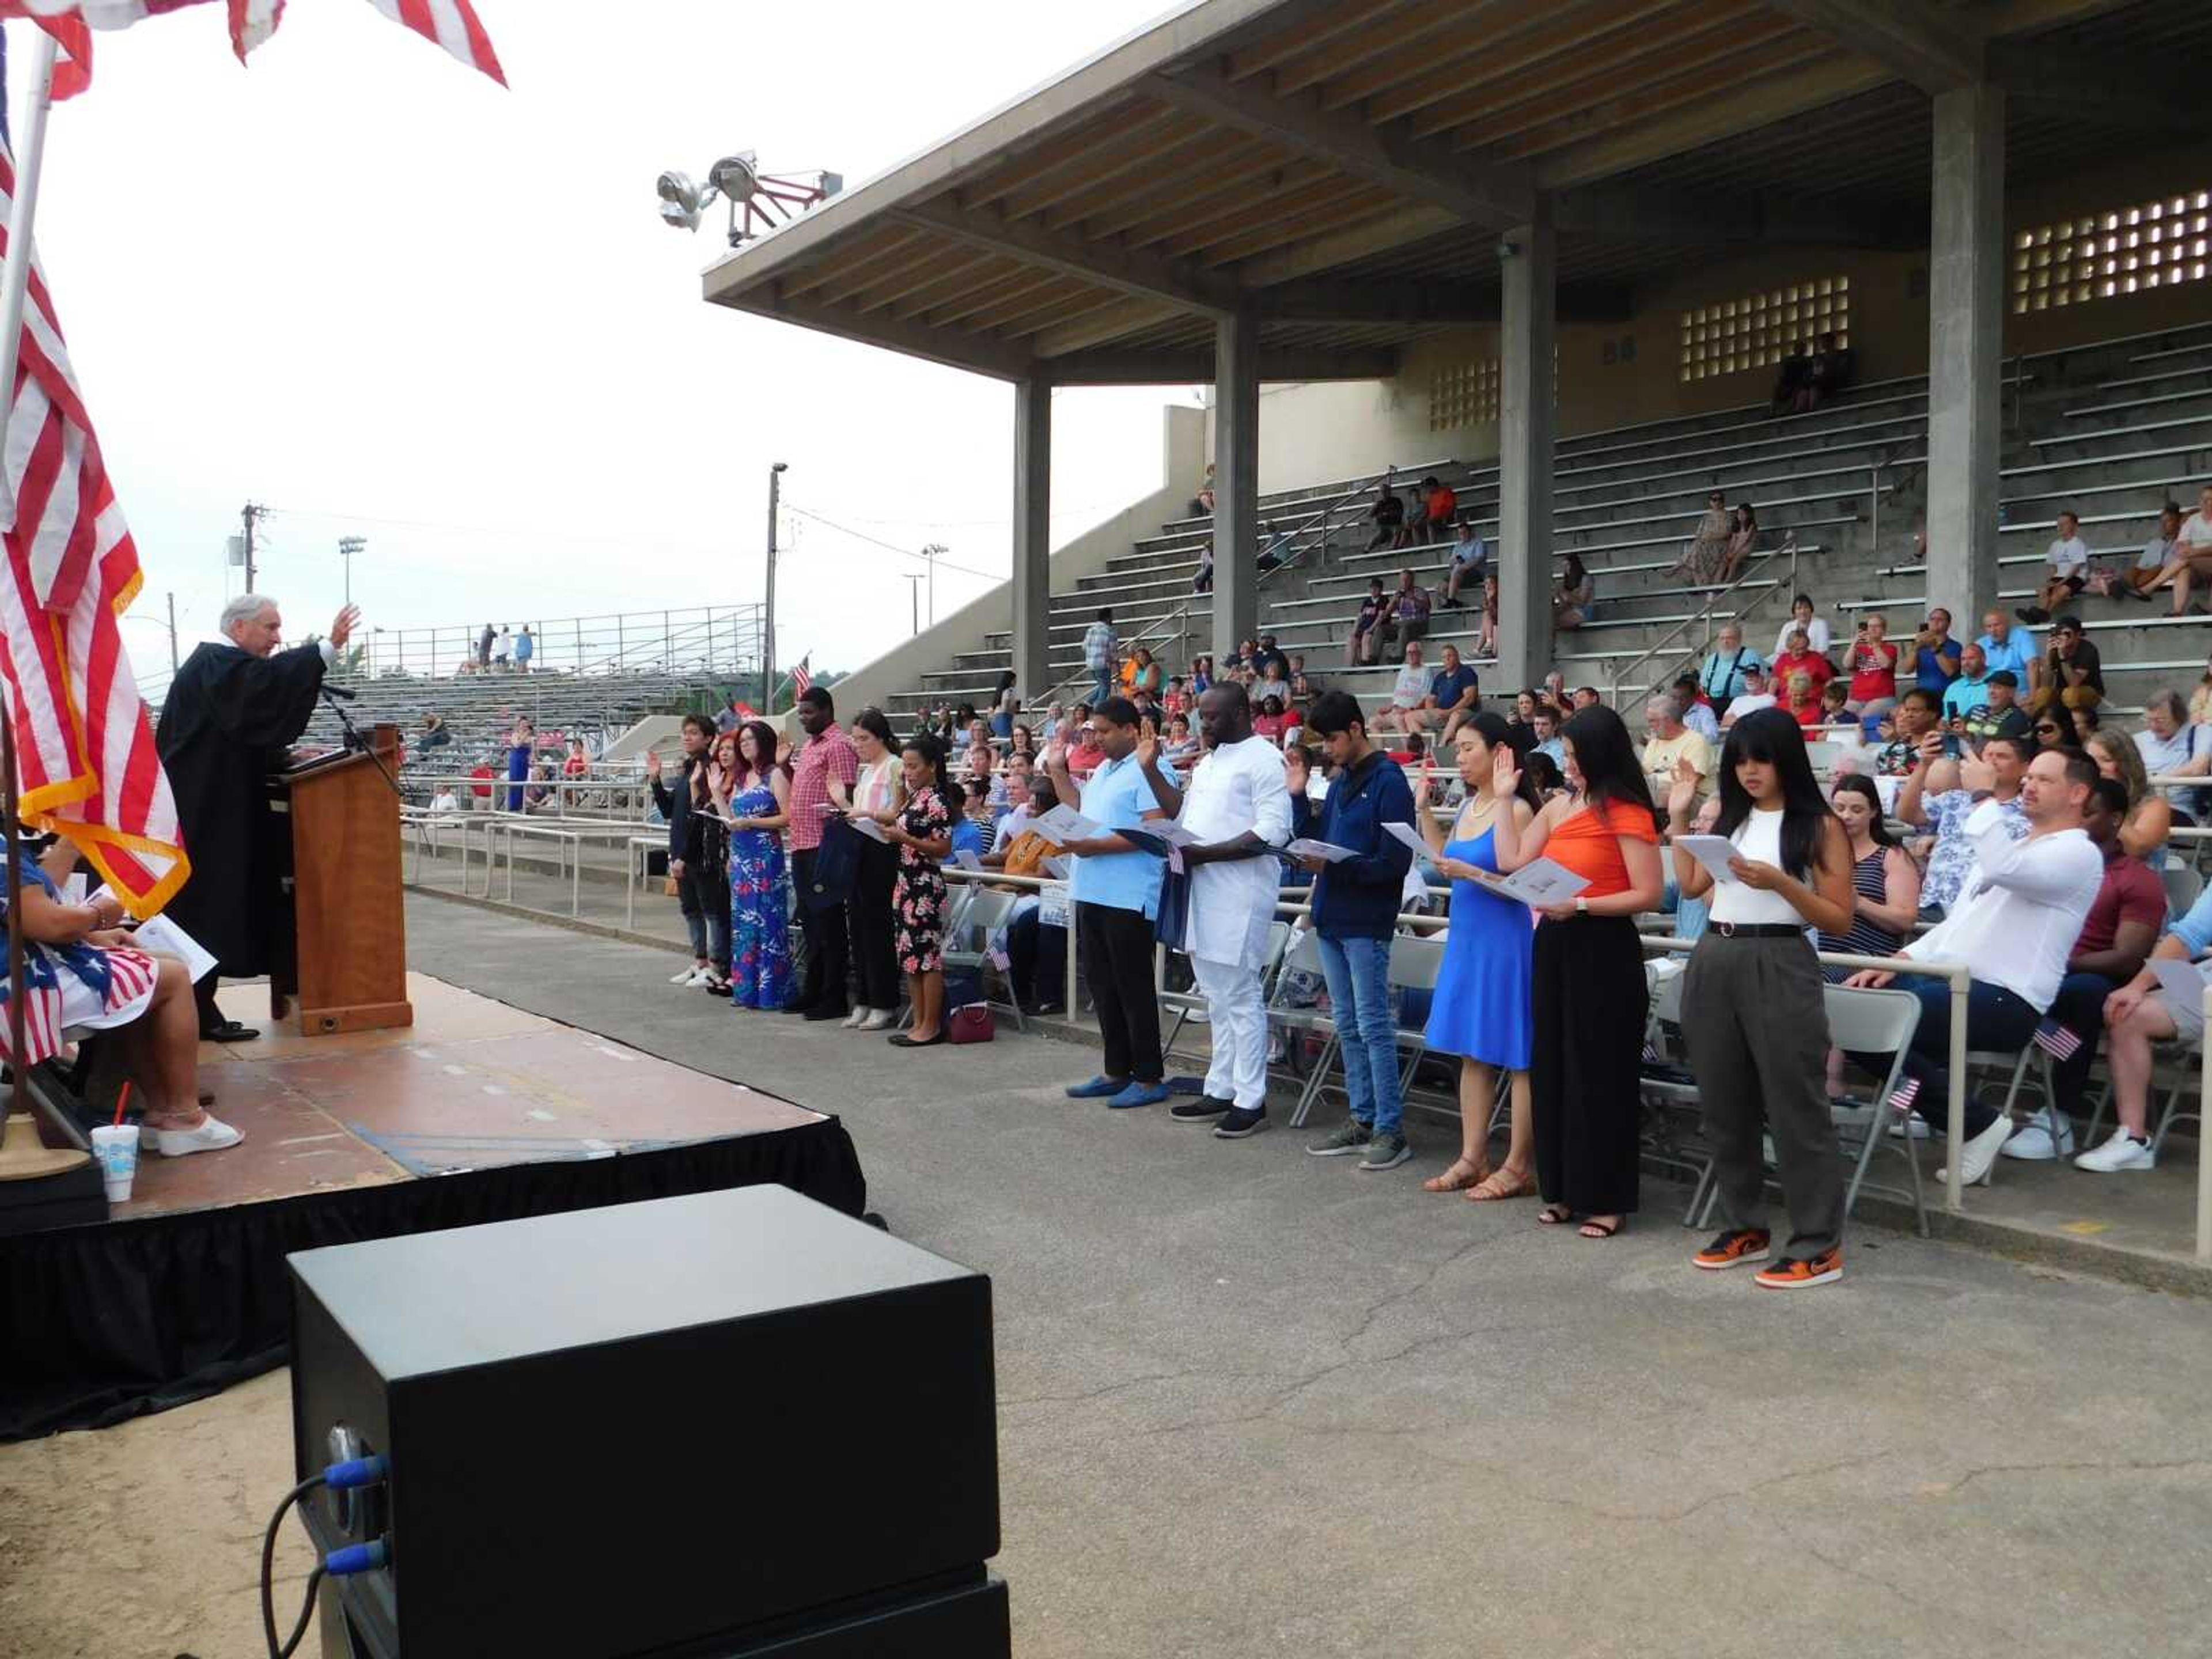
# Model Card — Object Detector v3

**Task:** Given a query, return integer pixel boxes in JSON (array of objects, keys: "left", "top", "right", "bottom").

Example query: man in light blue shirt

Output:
[
  {"left": 1975, "top": 610, "right": 2040, "bottom": 699},
  {"left": 1044, "top": 695, "right": 1176, "bottom": 1109},
  {"left": 1941, "top": 641, "right": 1992, "bottom": 722}
]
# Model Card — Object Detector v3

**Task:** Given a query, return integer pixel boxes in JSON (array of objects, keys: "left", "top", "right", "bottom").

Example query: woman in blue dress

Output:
[
  {"left": 714, "top": 721, "right": 791, "bottom": 1011},
  {"left": 1417, "top": 710, "right": 1542, "bottom": 1202}
]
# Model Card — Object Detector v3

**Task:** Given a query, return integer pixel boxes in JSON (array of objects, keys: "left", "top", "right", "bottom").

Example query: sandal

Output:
[
  {"left": 1422, "top": 1156, "right": 1487, "bottom": 1194},
  {"left": 1578, "top": 1216, "right": 1623, "bottom": 1240},
  {"left": 1536, "top": 1203, "right": 1573, "bottom": 1226},
  {"left": 1466, "top": 1166, "right": 1537, "bottom": 1203}
]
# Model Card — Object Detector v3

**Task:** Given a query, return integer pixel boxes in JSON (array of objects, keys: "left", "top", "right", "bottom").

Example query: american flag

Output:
[
  {"left": 0, "top": 0, "right": 506, "bottom": 98},
  {"left": 1887, "top": 1075, "right": 1922, "bottom": 1115},
  {"left": 791, "top": 656, "right": 812, "bottom": 697},
  {"left": 2031, "top": 1020, "right": 2084, "bottom": 1062},
  {"left": 0, "top": 149, "right": 184, "bottom": 915}
]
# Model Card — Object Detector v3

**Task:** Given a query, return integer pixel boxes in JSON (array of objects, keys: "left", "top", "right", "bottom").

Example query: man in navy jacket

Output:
[{"left": 1293, "top": 691, "right": 1418, "bottom": 1170}]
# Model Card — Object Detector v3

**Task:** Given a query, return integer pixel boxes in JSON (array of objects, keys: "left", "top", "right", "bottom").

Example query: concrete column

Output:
[
  {"left": 1925, "top": 83, "right": 2005, "bottom": 630},
  {"left": 1211, "top": 305, "right": 1260, "bottom": 666},
  {"left": 1011, "top": 375, "right": 1052, "bottom": 699},
  {"left": 1498, "top": 198, "right": 1556, "bottom": 700}
]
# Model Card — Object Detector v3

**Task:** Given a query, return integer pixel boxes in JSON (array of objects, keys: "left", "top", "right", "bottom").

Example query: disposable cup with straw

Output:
[{"left": 89, "top": 1081, "right": 137, "bottom": 1202}]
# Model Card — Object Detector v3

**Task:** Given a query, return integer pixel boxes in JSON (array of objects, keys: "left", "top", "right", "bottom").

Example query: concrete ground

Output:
[{"left": 6, "top": 892, "right": 2211, "bottom": 1658}]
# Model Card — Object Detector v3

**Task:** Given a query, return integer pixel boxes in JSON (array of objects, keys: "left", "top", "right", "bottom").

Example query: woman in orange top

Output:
[{"left": 1491, "top": 706, "right": 1664, "bottom": 1239}]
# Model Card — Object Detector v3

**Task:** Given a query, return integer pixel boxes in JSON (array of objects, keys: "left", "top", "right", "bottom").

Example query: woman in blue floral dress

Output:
[{"left": 714, "top": 721, "right": 791, "bottom": 1011}]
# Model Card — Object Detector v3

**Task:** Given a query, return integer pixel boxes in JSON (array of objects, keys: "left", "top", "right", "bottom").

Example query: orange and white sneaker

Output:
[
  {"left": 1753, "top": 1248, "right": 1843, "bottom": 1290},
  {"left": 1692, "top": 1228, "right": 1770, "bottom": 1270}
]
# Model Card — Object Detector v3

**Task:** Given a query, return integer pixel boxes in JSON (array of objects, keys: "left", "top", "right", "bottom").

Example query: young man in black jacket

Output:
[
  {"left": 646, "top": 714, "right": 729, "bottom": 993},
  {"left": 1294, "top": 691, "right": 1418, "bottom": 1170}
]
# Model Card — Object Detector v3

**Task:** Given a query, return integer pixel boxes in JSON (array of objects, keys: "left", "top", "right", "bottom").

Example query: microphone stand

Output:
[{"left": 319, "top": 685, "right": 403, "bottom": 800}]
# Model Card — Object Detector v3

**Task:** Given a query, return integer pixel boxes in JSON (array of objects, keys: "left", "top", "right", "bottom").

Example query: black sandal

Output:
[{"left": 1578, "top": 1217, "right": 1623, "bottom": 1240}]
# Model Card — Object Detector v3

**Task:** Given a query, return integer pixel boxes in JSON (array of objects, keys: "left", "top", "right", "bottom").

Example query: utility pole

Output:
[
  {"left": 902, "top": 573, "right": 924, "bottom": 636},
  {"left": 921, "top": 541, "right": 947, "bottom": 628},
  {"left": 165, "top": 591, "right": 177, "bottom": 673},
  {"left": 337, "top": 535, "right": 366, "bottom": 607},
  {"left": 240, "top": 501, "right": 266, "bottom": 592},
  {"left": 764, "top": 461, "right": 787, "bottom": 710}
]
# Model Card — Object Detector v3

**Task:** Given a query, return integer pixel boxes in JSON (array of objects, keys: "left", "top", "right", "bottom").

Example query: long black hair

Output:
[
  {"left": 902, "top": 733, "right": 955, "bottom": 804},
  {"left": 1714, "top": 707, "right": 1835, "bottom": 878},
  {"left": 733, "top": 719, "right": 786, "bottom": 787},
  {"left": 1559, "top": 704, "right": 1655, "bottom": 828},
  {"left": 1830, "top": 772, "right": 1899, "bottom": 849},
  {"left": 1464, "top": 710, "right": 1541, "bottom": 812}
]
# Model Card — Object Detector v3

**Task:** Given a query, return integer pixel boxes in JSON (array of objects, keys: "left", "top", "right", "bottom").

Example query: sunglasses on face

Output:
[{"left": 2036, "top": 723, "right": 2062, "bottom": 736}]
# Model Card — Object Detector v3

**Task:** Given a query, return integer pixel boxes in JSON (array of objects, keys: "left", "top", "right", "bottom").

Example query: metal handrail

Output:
[
  {"left": 1020, "top": 461, "right": 1438, "bottom": 714},
  {"left": 1607, "top": 539, "right": 1801, "bottom": 717}
]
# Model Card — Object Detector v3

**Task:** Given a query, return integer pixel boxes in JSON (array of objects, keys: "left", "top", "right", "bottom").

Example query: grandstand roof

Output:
[{"left": 702, "top": 0, "right": 2203, "bottom": 385}]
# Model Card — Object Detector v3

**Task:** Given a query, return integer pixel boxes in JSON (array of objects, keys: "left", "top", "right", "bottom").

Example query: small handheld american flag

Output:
[{"left": 2031, "top": 1020, "right": 2084, "bottom": 1062}]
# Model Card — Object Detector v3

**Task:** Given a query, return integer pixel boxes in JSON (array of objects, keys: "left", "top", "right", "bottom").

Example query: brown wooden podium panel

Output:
[{"left": 277, "top": 724, "right": 412, "bottom": 1037}]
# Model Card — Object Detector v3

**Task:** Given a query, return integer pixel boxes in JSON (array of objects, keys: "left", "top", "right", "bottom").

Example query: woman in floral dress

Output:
[
  {"left": 714, "top": 721, "right": 791, "bottom": 1011},
  {"left": 884, "top": 735, "right": 954, "bottom": 1048}
]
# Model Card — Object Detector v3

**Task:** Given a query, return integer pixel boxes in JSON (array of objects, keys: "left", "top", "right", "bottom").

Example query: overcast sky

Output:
[{"left": 17, "top": 0, "right": 1188, "bottom": 691}]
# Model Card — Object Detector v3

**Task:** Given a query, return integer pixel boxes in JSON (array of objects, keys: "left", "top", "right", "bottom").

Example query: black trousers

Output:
[
  {"left": 1007, "top": 906, "right": 1066, "bottom": 1009},
  {"left": 1531, "top": 914, "right": 1647, "bottom": 1216},
  {"left": 847, "top": 841, "right": 901, "bottom": 1010},
  {"left": 791, "top": 850, "right": 849, "bottom": 1012},
  {"left": 1078, "top": 900, "right": 1163, "bottom": 1084}
]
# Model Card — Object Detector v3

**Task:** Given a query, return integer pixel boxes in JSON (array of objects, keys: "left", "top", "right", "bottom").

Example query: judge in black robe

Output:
[{"left": 156, "top": 596, "right": 359, "bottom": 1039}]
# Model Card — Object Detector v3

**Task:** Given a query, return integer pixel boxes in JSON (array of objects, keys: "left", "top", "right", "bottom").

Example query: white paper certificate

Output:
[
  {"left": 1282, "top": 838, "right": 1359, "bottom": 863},
  {"left": 1032, "top": 804, "right": 1105, "bottom": 846},
  {"left": 845, "top": 813, "right": 890, "bottom": 843},
  {"left": 1382, "top": 820, "right": 1437, "bottom": 864},
  {"left": 1475, "top": 857, "right": 1589, "bottom": 907},
  {"left": 1673, "top": 833, "right": 1742, "bottom": 885}
]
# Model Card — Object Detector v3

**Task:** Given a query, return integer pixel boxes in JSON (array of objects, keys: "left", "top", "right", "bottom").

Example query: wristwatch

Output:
[{"left": 1574, "top": 896, "right": 1589, "bottom": 916}]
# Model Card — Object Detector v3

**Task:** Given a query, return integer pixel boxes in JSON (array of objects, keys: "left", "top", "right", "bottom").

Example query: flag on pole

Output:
[
  {"left": 0, "top": 0, "right": 506, "bottom": 99},
  {"left": 0, "top": 146, "right": 185, "bottom": 915},
  {"left": 791, "top": 657, "right": 812, "bottom": 697}
]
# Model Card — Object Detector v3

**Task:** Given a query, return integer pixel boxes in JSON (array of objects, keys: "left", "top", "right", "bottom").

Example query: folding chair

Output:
[
  {"left": 2162, "top": 862, "right": 2204, "bottom": 922},
  {"left": 1160, "top": 920, "right": 1291, "bottom": 1069},
  {"left": 940, "top": 887, "right": 1025, "bottom": 1032},
  {"left": 1635, "top": 962, "right": 1715, "bottom": 1222},
  {"left": 1962, "top": 1045, "right": 2063, "bottom": 1183},
  {"left": 2084, "top": 1033, "right": 2204, "bottom": 1155},
  {"left": 1824, "top": 984, "right": 1930, "bottom": 1236},
  {"left": 1283, "top": 931, "right": 1446, "bottom": 1129},
  {"left": 1266, "top": 931, "right": 1339, "bottom": 1125}
]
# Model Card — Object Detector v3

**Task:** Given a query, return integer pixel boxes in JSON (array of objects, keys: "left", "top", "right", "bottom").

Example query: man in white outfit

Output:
[{"left": 1138, "top": 684, "right": 1293, "bottom": 1138}]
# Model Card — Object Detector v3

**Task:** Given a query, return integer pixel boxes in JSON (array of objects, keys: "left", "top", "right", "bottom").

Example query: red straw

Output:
[{"left": 113, "top": 1080, "right": 130, "bottom": 1128}]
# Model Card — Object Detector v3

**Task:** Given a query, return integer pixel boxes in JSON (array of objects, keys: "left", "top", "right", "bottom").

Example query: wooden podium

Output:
[{"left": 271, "top": 722, "right": 413, "bottom": 1037}]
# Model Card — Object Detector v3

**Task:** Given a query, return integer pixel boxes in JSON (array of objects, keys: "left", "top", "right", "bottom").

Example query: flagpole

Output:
[{"left": 0, "top": 28, "right": 58, "bottom": 532}]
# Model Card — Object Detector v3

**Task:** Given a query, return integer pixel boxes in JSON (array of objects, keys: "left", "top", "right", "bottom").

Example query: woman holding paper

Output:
[
  {"left": 1668, "top": 708, "right": 1855, "bottom": 1289},
  {"left": 1418, "top": 713, "right": 1541, "bottom": 1202},
  {"left": 882, "top": 736, "right": 956, "bottom": 1048},
  {"left": 1490, "top": 706, "right": 1662, "bottom": 1239}
]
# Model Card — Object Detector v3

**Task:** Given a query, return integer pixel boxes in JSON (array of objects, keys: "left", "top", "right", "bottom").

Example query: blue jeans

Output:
[
  {"left": 1316, "top": 934, "right": 1402, "bottom": 1137},
  {"left": 1090, "top": 668, "right": 1113, "bottom": 704},
  {"left": 1850, "top": 977, "right": 2035, "bottom": 1137}
]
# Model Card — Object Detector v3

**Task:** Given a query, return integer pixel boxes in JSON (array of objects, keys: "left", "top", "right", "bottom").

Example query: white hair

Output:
[
  {"left": 219, "top": 593, "right": 278, "bottom": 637},
  {"left": 1649, "top": 694, "right": 1681, "bottom": 721}
]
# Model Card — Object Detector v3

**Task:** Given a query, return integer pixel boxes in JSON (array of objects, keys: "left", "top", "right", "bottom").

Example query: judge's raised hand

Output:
[
  {"left": 1666, "top": 755, "right": 1702, "bottom": 824},
  {"left": 328, "top": 605, "right": 361, "bottom": 650}
]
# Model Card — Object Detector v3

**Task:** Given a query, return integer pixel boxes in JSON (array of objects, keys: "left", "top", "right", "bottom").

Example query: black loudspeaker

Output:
[{"left": 289, "top": 1186, "right": 1005, "bottom": 1658}]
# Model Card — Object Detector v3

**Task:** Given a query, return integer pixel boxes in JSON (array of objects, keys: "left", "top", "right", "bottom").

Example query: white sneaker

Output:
[
  {"left": 857, "top": 1009, "right": 894, "bottom": 1031},
  {"left": 2001, "top": 1116, "right": 2076, "bottom": 1161},
  {"left": 149, "top": 1114, "right": 244, "bottom": 1157},
  {"left": 841, "top": 1006, "right": 868, "bottom": 1028},
  {"left": 673, "top": 967, "right": 704, "bottom": 985},
  {"left": 1958, "top": 1113, "right": 2017, "bottom": 1187},
  {"left": 1887, "top": 1116, "right": 1933, "bottom": 1140},
  {"left": 2074, "top": 1127, "right": 2157, "bottom": 1173}
]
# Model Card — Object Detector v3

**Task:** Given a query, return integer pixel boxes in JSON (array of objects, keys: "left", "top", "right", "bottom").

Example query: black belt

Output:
[{"left": 1708, "top": 922, "right": 1805, "bottom": 938}]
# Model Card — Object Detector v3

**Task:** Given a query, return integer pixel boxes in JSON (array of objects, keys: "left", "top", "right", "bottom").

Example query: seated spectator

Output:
[
  {"left": 1256, "top": 520, "right": 1297, "bottom": 573},
  {"left": 1843, "top": 612, "right": 1900, "bottom": 721},
  {"left": 1009, "top": 722, "right": 1036, "bottom": 759},
  {"left": 2031, "top": 699, "right": 2081, "bottom": 755},
  {"left": 2133, "top": 688, "right": 2211, "bottom": 824},
  {"left": 1190, "top": 655, "right": 1215, "bottom": 694},
  {"left": 2088, "top": 502, "right": 2179, "bottom": 601},
  {"left": 418, "top": 711, "right": 451, "bottom": 751},
  {"left": 1671, "top": 674, "right": 1718, "bottom": 741},
  {"left": 1476, "top": 571, "right": 1499, "bottom": 658},
  {"left": 2033, "top": 615, "right": 2103, "bottom": 715},
  {"left": 1253, "top": 695, "right": 1294, "bottom": 743},
  {"left": 964, "top": 741, "right": 996, "bottom": 786},
  {"left": 950, "top": 780, "right": 993, "bottom": 860},
  {"left": 1394, "top": 483, "right": 1426, "bottom": 548},
  {"left": 983, "top": 775, "right": 1067, "bottom": 1014},
  {"left": 1774, "top": 332, "right": 1855, "bottom": 414},
  {"left": 1771, "top": 593, "right": 1832, "bottom": 660},
  {"left": 1191, "top": 539, "right": 1214, "bottom": 594},
  {"left": 1696, "top": 622, "right": 1764, "bottom": 707},
  {"left": 1529, "top": 703, "right": 1566, "bottom": 764},
  {"left": 1162, "top": 713, "right": 1199, "bottom": 768},
  {"left": 1976, "top": 610, "right": 2041, "bottom": 699},
  {"left": 993, "top": 753, "right": 1033, "bottom": 815},
  {"left": 1553, "top": 554, "right": 1594, "bottom": 631},
  {"left": 1898, "top": 734, "right": 2030, "bottom": 918},
  {"left": 1252, "top": 634, "right": 1290, "bottom": 683},
  {"left": 2176, "top": 649, "right": 2210, "bottom": 725},
  {"left": 562, "top": 736, "right": 590, "bottom": 781},
  {"left": 1065, "top": 721, "right": 1105, "bottom": 775},
  {"left": 1721, "top": 664, "right": 1777, "bottom": 729},
  {"left": 1818, "top": 678, "right": 1854, "bottom": 732},
  {"left": 1541, "top": 670, "right": 1570, "bottom": 712},
  {"left": 1817, "top": 774, "right": 1921, "bottom": 974},
  {"left": 2009, "top": 776, "right": 2164, "bottom": 1160},
  {"left": 1287, "top": 656, "right": 1319, "bottom": 701},
  {"left": 1911, "top": 608, "right": 1962, "bottom": 694},
  {"left": 1672, "top": 491, "right": 1731, "bottom": 584},
  {"left": 1941, "top": 641, "right": 1992, "bottom": 725},
  {"left": 1874, "top": 688, "right": 1945, "bottom": 776},
  {"left": 430, "top": 783, "right": 460, "bottom": 813},
  {"left": 1522, "top": 749, "right": 1567, "bottom": 801},
  {"left": 2084, "top": 729, "right": 2171, "bottom": 863},
  {"left": 2018, "top": 510, "right": 2090, "bottom": 624},
  {"left": 1347, "top": 576, "right": 1391, "bottom": 668},
  {"left": 1365, "top": 480, "right": 1405, "bottom": 551},
  {"left": 1772, "top": 627, "right": 1835, "bottom": 696},
  {"left": 1416, "top": 475, "right": 1457, "bottom": 543},
  {"left": 1364, "top": 568, "right": 1432, "bottom": 664},
  {"left": 1641, "top": 694, "right": 1714, "bottom": 808},
  {"left": 1127, "top": 647, "right": 1165, "bottom": 702},
  {"left": 1843, "top": 747, "right": 2103, "bottom": 1183},
  {"left": 1571, "top": 685, "right": 1601, "bottom": 712},
  {"left": 1782, "top": 669, "right": 1824, "bottom": 729},
  {"left": 2080, "top": 873, "right": 2212, "bottom": 1172},
  {"left": 1190, "top": 463, "right": 1215, "bottom": 518},
  {"left": 2149, "top": 483, "right": 2212, "bottom": 616},
  {"left": 1961, "top": 669, "right": 2032, "bottom": 747},
  {"left": 1718, "top": 502, "right": 1759, "bottom": 585},
  {"left": 1414, "top": 643, "right": 1483, "bottom": 740},
  {"left": 1370, "top": 640, "right": 1432, "bottom": 734},
  {"left": 1439, "top": 523, "right": 1487, "bottom": 608}
]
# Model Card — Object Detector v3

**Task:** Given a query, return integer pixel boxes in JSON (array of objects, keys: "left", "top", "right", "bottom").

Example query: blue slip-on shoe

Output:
[
  {"left": 1106, "top": 1081, "right": 1172, "bottom": 1110},
  {"left": 1065, "top": 1075, "right": 1129, "bottom": 1099}
]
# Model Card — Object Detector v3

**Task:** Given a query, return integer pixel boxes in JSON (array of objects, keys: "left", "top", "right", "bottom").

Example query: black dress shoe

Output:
[
  {"left": 200, "top": 1021, "right": 259, "bottom": 1043},
  {"left": 802, "top": 1002, "right": 850, "bottom": 1022}
]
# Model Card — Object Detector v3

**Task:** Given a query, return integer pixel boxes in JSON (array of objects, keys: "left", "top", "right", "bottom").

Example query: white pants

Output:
[{"left": 1193, "top": 955, "right": 1268, "bottom": 1111}]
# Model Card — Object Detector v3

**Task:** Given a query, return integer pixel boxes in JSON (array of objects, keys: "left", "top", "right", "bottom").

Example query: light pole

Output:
[
  {"left": 902, "top": 573, "right": 925, "bottom": 635},
  {"left": 921, "top": 541, "right": 947, "bottom": 628},
  {"left": 764, "top": 461, "right": 787, "bottom": 710},
  {"left": 338, "top": 535, "right": 366, "bottom": 607}
]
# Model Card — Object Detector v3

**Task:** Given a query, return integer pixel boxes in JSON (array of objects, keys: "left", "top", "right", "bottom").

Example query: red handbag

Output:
[{"left": 946, "top": 1004, "right": 995, "bottom": 1044}]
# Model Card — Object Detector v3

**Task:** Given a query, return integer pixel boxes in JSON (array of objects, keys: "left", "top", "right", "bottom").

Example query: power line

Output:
[{"left": 781, "top": 503, "right": 1001, "bottom": 582}]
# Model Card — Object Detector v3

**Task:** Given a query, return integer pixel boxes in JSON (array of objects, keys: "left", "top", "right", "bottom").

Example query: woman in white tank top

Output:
[{"left": 1665, "top": 708, "right": 1856, "bottom": 1290}]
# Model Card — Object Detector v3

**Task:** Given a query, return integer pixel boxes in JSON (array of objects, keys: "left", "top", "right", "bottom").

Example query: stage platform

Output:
[{"left": 0, "top": 975, "right": 866, "bottom": 1441}]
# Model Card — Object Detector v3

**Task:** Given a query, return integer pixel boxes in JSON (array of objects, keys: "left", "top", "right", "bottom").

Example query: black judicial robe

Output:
[{"left": 154, "top": 641, "right": 327, "bottom": 975}]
